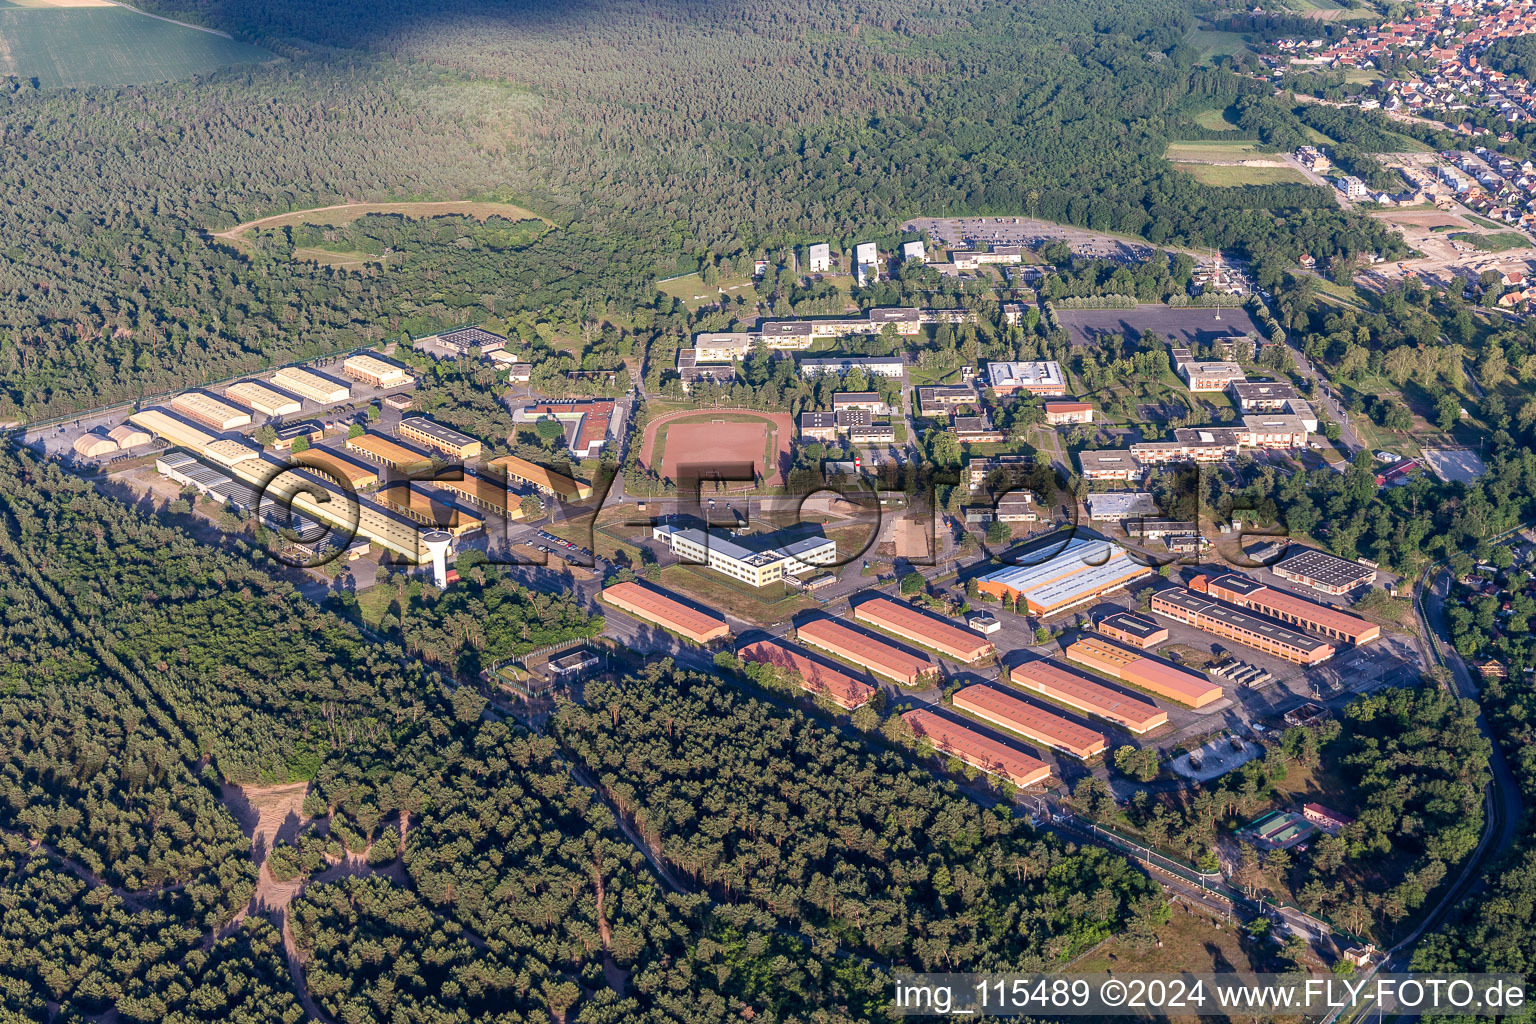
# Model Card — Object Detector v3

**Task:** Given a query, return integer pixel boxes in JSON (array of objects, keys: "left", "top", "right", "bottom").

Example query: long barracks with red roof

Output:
[
  {"left": 737, "top": 639, "right": 877, "bottom": 710},
  {"left": 853, "top": 596, "right": 995, "bottom": 663},
  {"left": 902, "top": 709, "right": 1051, "bottom": 788}
]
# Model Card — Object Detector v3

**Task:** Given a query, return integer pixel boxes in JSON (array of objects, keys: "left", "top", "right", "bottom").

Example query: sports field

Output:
[
  {"left": 640, "top": 409, "right": 793, "bottom": 488},
  {"left": 0, "top": 6, "right": 271, "bottom": 88}
]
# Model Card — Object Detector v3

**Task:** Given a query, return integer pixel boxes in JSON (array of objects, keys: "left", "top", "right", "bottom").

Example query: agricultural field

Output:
[
  {"left": 0, "top": 5, "right": 271, "bottom": 87},
  {"left": 1173, "top": 163, "right": 1310, "bottom": 187},
  {"left": 1163, "top": 140, "right": 1277, "bottom": 162}
]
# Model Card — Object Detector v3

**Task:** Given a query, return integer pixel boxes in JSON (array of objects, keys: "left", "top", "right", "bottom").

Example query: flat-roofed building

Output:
[
  {"left": 917, "top": 384, "right": 979, "bottom": 417},
  {"left": 292, "top": 448, "right": 379, "bottom": 490},
  {"left": 1172, "top": 349, "right": 1247, "bottom": 392},
  {"left": 986, "top": 360, "right": 1066, "bottom": 396},
  {"left": 225, "top": 381, "right": 302, "bottom": 417},
  {"left": 271, "top": 367, "right": 350, "bottom": 405},
  {"left": 799, "top": 356, "right": 905, "bottom": 378},
  {"left": 487, "top": 454, "right": 592, "bottom": 502},
  {"left": 796, "top": 617, "right": 937, "bottom": 686},
  {"left": 1230, "top": 380, "right": 1302, "bottom": 411},
  {"left": 902, "top": 240, "right": 926, "bottom": 262},
  {"left": 1007, "top": 659, "right": 1169, "bottom": 733},
  {"left": 1065, "top": 636, "right": 1223, "bottom": 709},
  {"left": 966, "top": 454, "right": 1035, "bottom": 493},
  {"left": 128, "top": 408, "right": 216, "bottom": 452},
  {"left": 398, "top": 418, "right": 483, "bottom": 460},
  {"left": 975, "top": 535, "right": 1153, "bottom": 616},
  {"left": 106, "top": 424, "right": 151, "bottom": 449},
  {"left": 377, "top": 483, "right": 485, "bottom": 536},
  {"left": 951, "top": 245, "right": 1026, "bottom": 270},
  {"left": 1150, "top": 587, "right": 1336, "bottom": 664},
  {"left": 1086, "top": 492, "right": 1159, "bottom": 523},
  {"left": 1123, "top": 518, "right": 1196, "bottom": 541},
  {"left": 1097, "top": 611, "right": 1168, "bottom": 648},
  {"left": 902, "top": 709, "right": 1051, "bottom": 787},
  {"left": 832, "top": 392, "right": 890, "bottom": 415},
  {"left": 1044, "top": 401, "right": 1094, "bottom": 425},
  {"left": 1273, "top": 548, "right": 1377, "bottom": 596},
  {"left": 170, "top": 391, "right": 252, "bottom": 431},
  {"left": 1240, "top": 414, "right": 1309, "bottom": 449},
  {"left": 272, "top": 420, "right": 325, "bottom": 450},
  {"left": 738, "top": 639, "right": 876, "bottom": 710},
  {"left": 422, "top": 325, "right": 506, "bottom": 356},
  {"left": 692, "top": 333, "right": 755, "bottom": 361},
  {"left": 1200, "top": 573, "right": 1379, "bottom": 644},
  {"left": 848, "top": 423, "right": 896, "bottom": 445},
  {"left": 799, "top": 412, "right": 839, "bottom": 442},
  {"left": 952, "top": 684, "right": 1107, "bottom": 759},
  {"left": 202, "top": 438, "right": 264, "bottom": 469},
  {"left": 601, "top": 581, "right": 729, "bottom": 645},
  {"left": 1077, "top": 450, "right": 1142, "bottom": 482},
  {"left": 343, "top": 353, "right": 411, "bottom": 389},
  {"left": 805, "top": 242, "right": 831, "bottom": 273},
  {"left": 654, "top": 525, "right": 836, "bottom": 588},
  {"left": 345, "top": 432, "right": 437, "bottom": 474},
  {"left": 854, "top": 597, "right": 995, "bottom": 663}
]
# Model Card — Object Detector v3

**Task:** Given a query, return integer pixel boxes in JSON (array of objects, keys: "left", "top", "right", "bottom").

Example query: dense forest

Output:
[
  {"left": 554, "top": 666, "right": 1166, "bottom": 971},
  {"left": 0, "top": 0, "right": 1409, "bottom": 418}
]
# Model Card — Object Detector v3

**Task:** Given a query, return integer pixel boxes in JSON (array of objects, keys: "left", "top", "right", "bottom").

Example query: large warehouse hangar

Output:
[
  {"left": 601, "top": 581, "right": 729, "bottom": 645},
  {"left": 853, "top": 597, "right": 995, "bottom": 663},
  {"left": 902, "top": 709, "right": 1051, "bottom": 788},
  {"left": 976, "top": 535, "right": 1152, "bottom": 616},
  {"left": 952, "top": 684, "right": 1106, "bottom": 760}
]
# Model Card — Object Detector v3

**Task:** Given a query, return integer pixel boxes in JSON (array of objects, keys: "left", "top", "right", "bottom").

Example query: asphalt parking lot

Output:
[{"left": 1052, "top": 304, "right": 1266, "bottom": 348}]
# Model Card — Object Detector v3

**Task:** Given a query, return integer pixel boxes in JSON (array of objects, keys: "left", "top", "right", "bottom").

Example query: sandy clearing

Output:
[{"left": 212, "top": 200, "right": 552, "bottom": 245}]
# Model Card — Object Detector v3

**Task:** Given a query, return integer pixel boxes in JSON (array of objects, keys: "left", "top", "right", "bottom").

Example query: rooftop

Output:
[{"left": 1274, "top": 548, "right": 1377, "bottom": 589}]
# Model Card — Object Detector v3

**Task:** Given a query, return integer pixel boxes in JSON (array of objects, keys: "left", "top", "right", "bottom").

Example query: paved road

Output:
[{"left": 1323, "top": 554, "right": 1526, "bottom": 1024}]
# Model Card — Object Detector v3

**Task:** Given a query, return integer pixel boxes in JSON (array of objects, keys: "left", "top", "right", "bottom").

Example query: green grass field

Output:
[
  {"left": 1450, "top": 231, "right": 1532, "bottom": 253},
  {"left": 1193, "top": 108, "right": 1240, "bottom": 131},
  {"left": 1163, "top": 140, "right": 1275, "bottom": 162},
  {"left": 656, "top": 271, "right": 759, "bottom": 310},
  {"left": 1172, "top": 162, "right": 1308, "bottom": 187},
  {"left": 0, "top": 6, "right": 271, "bottom": 87}
]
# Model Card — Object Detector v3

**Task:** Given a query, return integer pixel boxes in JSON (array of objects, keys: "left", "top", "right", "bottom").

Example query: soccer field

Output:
[{"left": 0, "top": 6, "right": 271, "bottom": 87}]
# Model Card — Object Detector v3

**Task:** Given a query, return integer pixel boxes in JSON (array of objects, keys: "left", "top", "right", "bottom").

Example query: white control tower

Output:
[{"left": 421, "top": 530, "right": 453, "bottom": 589}]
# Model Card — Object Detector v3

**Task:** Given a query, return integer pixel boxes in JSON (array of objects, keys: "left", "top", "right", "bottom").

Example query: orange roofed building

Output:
[
  {"left": 1064, "top": 636, "right": 1222, "bottom": 709},
  {"left": 903, "top": 709, "right": 1051, "bottom": 788},
  {"left": 952, "top": 684, "right": 1106, "bottom": 759},
  {"left": 738, "top": 640, "right": 876, "bottom": 710},
  {"left": 853, "top": 597, "right": 994, "bottom": 663},
  {"left": 795, "top": 617, "right": 937, "bottom": 686},
  {"left": 601, "top": 581, "right": 729, "bottom": 645},
  {"left": 1007, "top": 658, "right": 1168, "bottom": 733}
]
